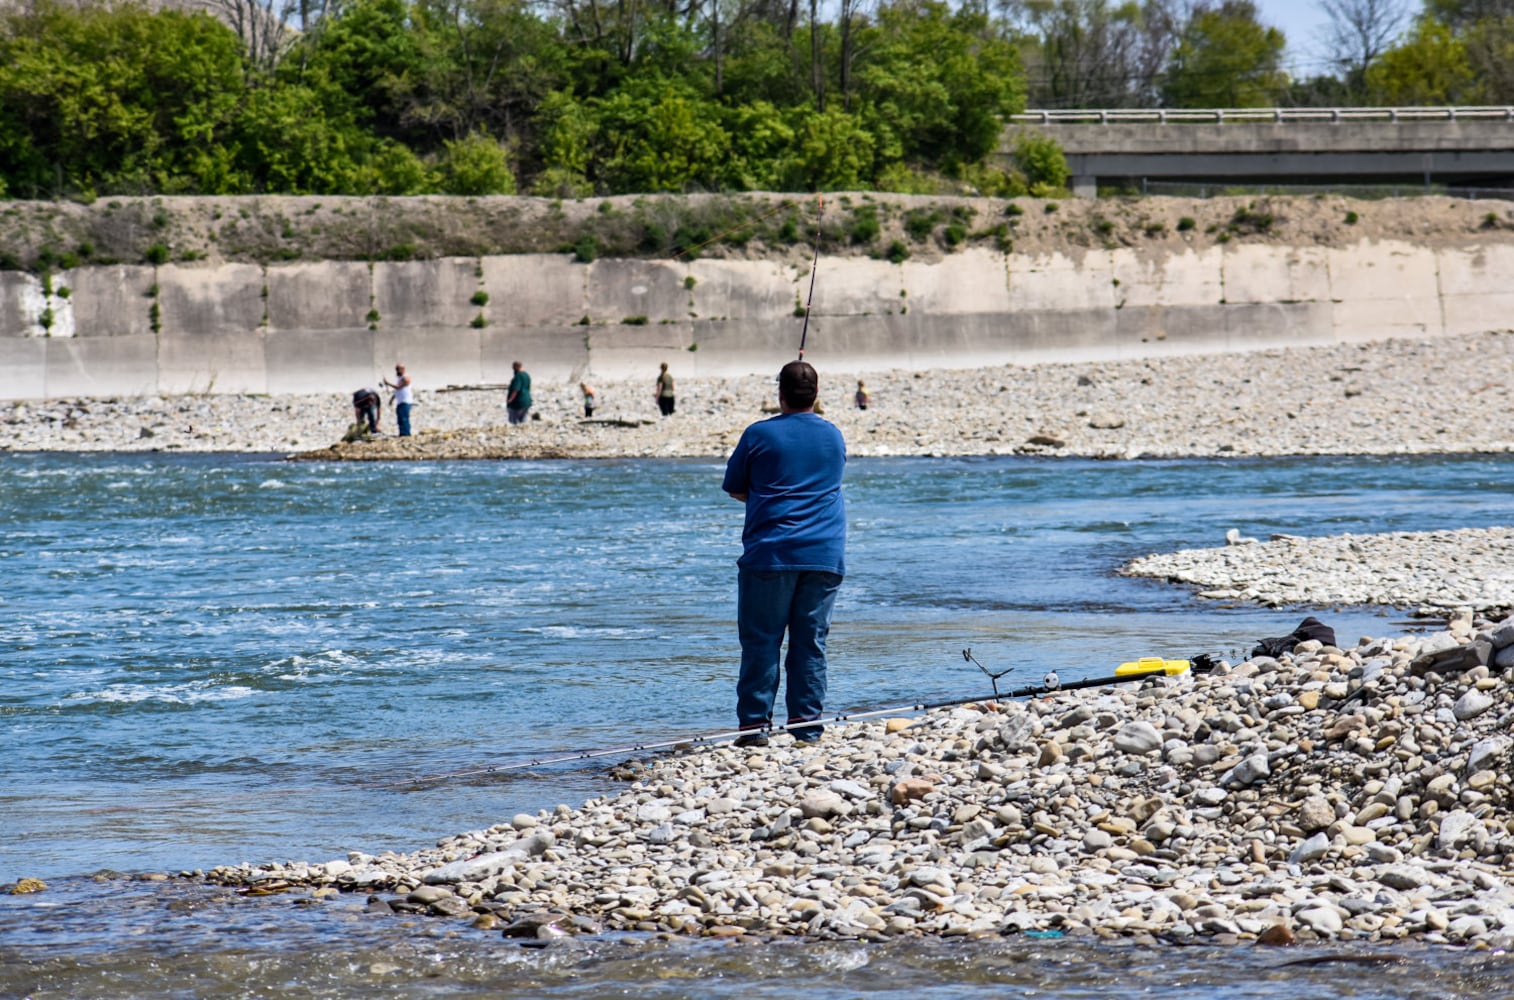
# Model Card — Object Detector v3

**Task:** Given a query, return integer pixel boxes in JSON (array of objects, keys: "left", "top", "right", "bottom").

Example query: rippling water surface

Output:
[{"left": 4, "top": 450, "right": 1513, "bottom": 998}]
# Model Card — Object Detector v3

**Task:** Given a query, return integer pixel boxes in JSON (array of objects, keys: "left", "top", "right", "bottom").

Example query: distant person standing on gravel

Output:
[
  {"left": 383, "top": 364, "right": 413, "bottom": 437},
  {"left": 854, "top": 380, "right": 870, "bottom": 410},
  {"left": 506, "top": 361, "right": 532, "bottom": 425},
  {"left": 581, "top": 382, "right": 597, "bottom": 418},
  {"left": 656, "top": 362, "right": 676, "bottom": 416}
]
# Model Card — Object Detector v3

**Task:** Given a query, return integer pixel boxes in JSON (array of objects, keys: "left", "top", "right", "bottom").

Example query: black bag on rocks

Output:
[{"left": 1251, "top": 616, "right": 1336, "bottom": 659}]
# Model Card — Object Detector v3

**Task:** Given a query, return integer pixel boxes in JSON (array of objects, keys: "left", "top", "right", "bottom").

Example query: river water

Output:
[{"left": 4, "top": 450, "right": 1513, "bottom": 998}]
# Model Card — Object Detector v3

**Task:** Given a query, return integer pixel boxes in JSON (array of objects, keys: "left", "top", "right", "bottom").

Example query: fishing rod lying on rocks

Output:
[{"left": 403, "top": 653, "right": 1208, "bottom": 787}]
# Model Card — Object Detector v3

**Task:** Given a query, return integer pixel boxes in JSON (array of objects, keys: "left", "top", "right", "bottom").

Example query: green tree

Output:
[
  {"left": 780, "top": 106, "right": 877, "bottom": 190},
  {"left": 1364, "top": 17, "right": 1476, "bottom": 103},
  {"left": 1424, "top": 0, "right": 1514, "bottom": 30},
  {"left": 1161, "top": 0, "right": 1286, "bottom": 108},
  {"left": 531, "top": 88, "right": 596, "bottom": 190},
  {"left": 1461, "top": 15, "right": 1514, "bottom": 101},
  {"left": 0, "top": 1, "right": 246, "bottom": 196},
  {"left": 295, "top": 0, "right": 425, "bottom": 144},
  {"left": 228, "top": 83, "right": 426, "bottom": 193},
  {"left": 437, "top": 130, "right": 517, "bottom": 194},
  {"left": 722, "top": 100, "right": 800, "bottom": 191},
  {"left": 719, "top": 20, "right": 812, "bottom": 108},
  {"left": 1013, "top": 0, "right": 1179, "bottom": 108},
  {"left": 410, "top": 0, "right": 570, "bottom": 143},
  {"left": 591, "top": 82, "right": 734, "bottom": 193},
  {"left": 853, "top": 0, "right": 1025, "bottom": 173},
  {"left": 1012, "top": 132, "right": 1070, "bottom": 189}
]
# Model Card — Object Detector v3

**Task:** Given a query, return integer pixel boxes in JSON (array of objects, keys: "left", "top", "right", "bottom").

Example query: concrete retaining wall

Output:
[{"left": 1, "top": 240, "right": 1507, "bottom": 399}]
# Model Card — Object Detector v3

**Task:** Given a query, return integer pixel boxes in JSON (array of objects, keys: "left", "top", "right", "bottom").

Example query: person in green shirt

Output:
[{"left": 506, "top": 360, "right": 532, "bottom": 425}]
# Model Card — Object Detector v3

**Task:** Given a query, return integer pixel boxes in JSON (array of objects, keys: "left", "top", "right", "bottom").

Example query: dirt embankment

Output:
[{"left": 3, "top": 192, "right": 1513, "bottom": 273}]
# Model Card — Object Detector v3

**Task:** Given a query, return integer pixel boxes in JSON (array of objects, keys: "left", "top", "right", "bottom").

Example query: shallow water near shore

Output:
[{"left": 4, "top": 451, "right": 1513, "bottom": 997}]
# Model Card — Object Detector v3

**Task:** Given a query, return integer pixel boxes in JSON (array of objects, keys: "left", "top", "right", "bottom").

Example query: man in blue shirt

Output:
[{"left": 722, "top": 360, "right": 846, "bottom": 747}]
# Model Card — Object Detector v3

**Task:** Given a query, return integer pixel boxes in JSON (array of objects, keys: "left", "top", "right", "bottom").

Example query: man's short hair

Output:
[{"left": 779, "top": 360, "right": 818, "bottom": 410}]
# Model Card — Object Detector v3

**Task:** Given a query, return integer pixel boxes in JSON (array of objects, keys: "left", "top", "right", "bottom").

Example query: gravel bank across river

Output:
[
  {"left": 4, "top": 330, "right": 1512, "bottom": 460},
  {"left": 204, "top": 612, "right": 1514, "bottom": 948},
  {"left": 1122, "top": 527, "right": 1514, "bottom": 617}
]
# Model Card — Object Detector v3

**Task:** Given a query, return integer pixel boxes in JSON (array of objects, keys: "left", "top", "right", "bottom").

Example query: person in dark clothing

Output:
[
  {"left": 506, "top": 361, "right": 532, "bottom": 425},
  {"left": 656, "top": 362, "right": 676, "bottom": 416},
  {"left": 352, "top": 388, "right": 382, "bottom": 434}
]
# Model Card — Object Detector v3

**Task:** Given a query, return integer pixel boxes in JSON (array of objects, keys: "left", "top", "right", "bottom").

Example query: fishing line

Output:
[
  {"left": 797, "top": 193, "right": 823, "bottom": 360},
  {"left": 393, "top": 655, "right": 1195, "bottom": 786}
]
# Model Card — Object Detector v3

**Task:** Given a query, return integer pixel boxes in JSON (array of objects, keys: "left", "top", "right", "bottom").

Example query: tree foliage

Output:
[
  {"left": 1365, "top": 16, "right": 1476, "bottom": 102},
  {"left": 1010, "top": 0, "right": 1178, "bottom": 108},
  {"left": 9, "top": 0, "right": 1511, "bottom": 203},
  {"left": 0, "top": 0, "right": 1035, "bottom": 198},
  {"left": 1161, "top": 0, "right": 1286, "bottom": 108}
]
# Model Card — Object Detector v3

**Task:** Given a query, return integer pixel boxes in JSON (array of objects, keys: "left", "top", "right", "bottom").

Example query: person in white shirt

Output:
[{"left": 384, "top": 364, "right": 414, "bottom": 436}]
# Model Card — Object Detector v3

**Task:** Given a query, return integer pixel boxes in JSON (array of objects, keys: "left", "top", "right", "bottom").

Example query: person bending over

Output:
[{"left": 352, "top": 387, "right": 381, "bottom": 434}]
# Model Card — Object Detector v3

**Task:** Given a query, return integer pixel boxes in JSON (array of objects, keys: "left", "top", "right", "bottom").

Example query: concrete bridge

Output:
[{"left": 1003, "top": 107, "right": 1514, "bottom": 196}]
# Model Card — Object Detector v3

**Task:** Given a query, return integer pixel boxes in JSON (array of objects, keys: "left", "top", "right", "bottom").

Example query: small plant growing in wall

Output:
[
  {"left": 1176, "top": 216, "right": 1196, "bottom": 232},
  {"left": 149, "top": 301, "right": 161, "bottom": 333},
  {"left": 366, "top": 308, "right": 381, "bottom": 330},
  {"left": 470, "top": 312, "right": 488, "bottom": 328},
  {"left": 145, "top": 244, "right": 170, "bottom": 266},
  {"left": 1344, "top": 211, "right": 1359, "bottom": 225},
  {"left": 683, "top": 275, "right": 697, "bottom": 290},
  {"left": 38, "top": 307, "right": 54, "bottom": 334},
  {"left": 470, "top": 290, "right": 490, "bottom": 307},
  {"left": 622, "top": 315, "right": 648, "bottom": 325}
]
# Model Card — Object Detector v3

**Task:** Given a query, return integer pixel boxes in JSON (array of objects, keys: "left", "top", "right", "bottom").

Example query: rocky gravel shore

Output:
[
  {"left": 4, "top": 330, "right": 1512, "bottom": 460},
  {"left": 1122, "top": 527, "right": 1514, "bottom": 617},
  {"left": 206, "top": 611, "right": 1514, "bottom": 948}
]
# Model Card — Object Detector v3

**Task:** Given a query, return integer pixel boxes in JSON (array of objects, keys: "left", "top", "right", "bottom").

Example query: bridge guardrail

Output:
[
  {"left": 1139, "top": 180, "right": 1514, "bottom": 201},
  {"left": 1012, "top": 107, "right": 1514, "bottom": 125}
]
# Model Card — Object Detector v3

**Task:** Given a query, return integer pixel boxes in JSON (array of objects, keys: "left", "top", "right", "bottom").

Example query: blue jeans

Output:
[
  {"left": 395, "top": 402, "right": 412, "bottom": 437},
  {"left": 737, "top": 568, "right": 842, "bottom": 740}
]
